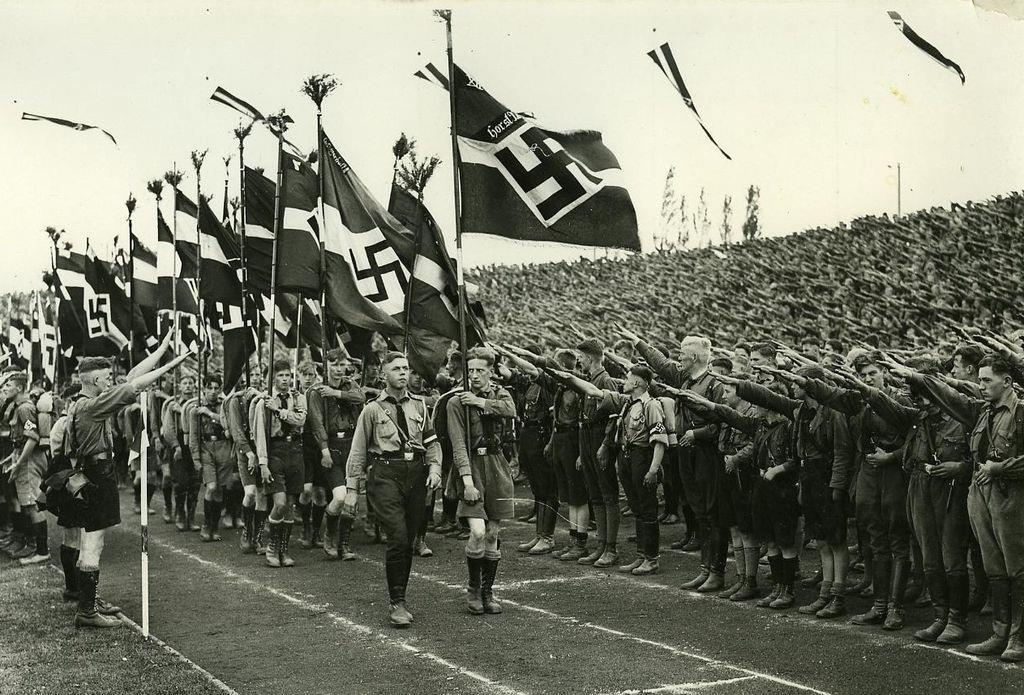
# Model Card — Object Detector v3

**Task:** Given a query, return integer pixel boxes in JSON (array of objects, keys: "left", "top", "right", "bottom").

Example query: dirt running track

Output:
[{"left": 62, "top": 492, "right": 1023, "bottom": 695}]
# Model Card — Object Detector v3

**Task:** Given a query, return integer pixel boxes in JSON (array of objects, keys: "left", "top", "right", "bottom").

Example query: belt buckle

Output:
[
  {"left": 335, "top": 431, "right": 347, "bottom": 439},
  {"left": 475, "top": 447, "right": 488, "bottom": 456},
  {"left": 403, "top": 451, "right": 414, "bottom": 461}
]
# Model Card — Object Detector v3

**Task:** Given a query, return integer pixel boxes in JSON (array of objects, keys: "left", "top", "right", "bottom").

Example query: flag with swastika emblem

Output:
[{"left": 415, "top": 62, "right": 639, "bottom": 251}]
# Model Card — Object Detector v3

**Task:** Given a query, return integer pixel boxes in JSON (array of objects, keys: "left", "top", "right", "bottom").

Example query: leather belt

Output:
[
  {"left": 270, "top": 434, "right": 296, "bottom": 443},
  {"left": 472, "top": 446, "right": 502, "bottom": 457},
  {"left": 372, "top": 451, "right": 420, "bottom": 463},
  {"left": 553, "top": 424, "right": 576, "bottom": 433}
]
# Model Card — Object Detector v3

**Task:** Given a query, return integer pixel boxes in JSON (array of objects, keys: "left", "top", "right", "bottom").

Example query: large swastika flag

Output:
[{"left": 415, "top": 62, "right": 639, "bottom": 251}]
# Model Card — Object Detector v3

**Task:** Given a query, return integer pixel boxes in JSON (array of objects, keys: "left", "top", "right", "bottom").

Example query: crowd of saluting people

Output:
[{"left": 1, "top": 194, "right": 1023, "bottom": 661}]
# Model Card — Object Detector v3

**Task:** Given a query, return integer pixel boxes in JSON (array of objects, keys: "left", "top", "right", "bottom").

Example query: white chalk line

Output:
[
  {"left": 599, "top": 676, "right": 758, "bottom": 695},
  {"left": 45, "top": 564, "right": 241, "bottom": 695},
  {"left": 143, "top": 537, "right": 529, "bottom": 695},
  {"left": 906, "top": 643, "right": 1019, "bottom": 670}
]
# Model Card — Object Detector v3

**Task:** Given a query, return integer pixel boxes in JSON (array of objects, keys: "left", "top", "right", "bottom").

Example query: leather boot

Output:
[
  {"left": 186, "top": 490, "right": 201, "bottom": 531},
  {"left": 696, "top": 571, "right": 725, "bottom": 593},
  {"left": 770, "top": 557, "right": 798, "bottom": 609},
  {"left": 816, "top": 587, "right": 846, "bottom": 619},
  {"left": 970, "top": 562, "right": 990, "bottom": 613},
  {"left": 732, "top": 575, "right": 759, "bottom": 601},
  {"left": 718, "top": 576, "right": 744, "bottom": 599},
  {"left": 323, "top": 512, "right": 340, "bottom": 560},
  {"left": 852, "top": 556, "right": 891, "bottom": 625},
  {"left": 799, "top": 581, "right": 833, "bottom": 615},
  {"left": 413, "top": 535, "right": 433, "bottom": 558},
  {"left": 338, "top": 515, "right": 356, "bottom": 561},
  {"left": 938, "top": 573, "right": 970, "bottom": 644},
  {"left": 518, "top": 536, "right": 541, "bottom": 553},
  {"left": 849, "top": 553, "right": 873, "bottom": 596},
  {"left": 254, "top": 510, "right": 268, "bottom": 554},
  {"left": 719, "top": 544, "right": 745, "bottom": 599},
  {"left": 388, "top": 588, "right": 413, "bottom": 628},
  {"left": 466, "top": 556, "right": 485, "bottom": 615},
  {"left": 265, "top": 521, "right": 282, "bottom": 567},
  {"left": 529, "top": 536, "right": 555, "bottom": 555},
  {"left": 74, "top": 570, "right": 120, "bottom": 628},
  {"left": 298, "top": 503, "right": 313, "bottom": 549},
  {"left": 59, "top": 545, "right": 80, "bottom": 601},
  {"left": 264, "top": 519, "right": 280, "bottom": 569},
  {"left": 175, "top": 501, "right": 187, "bottom": 531},
  {"left": 279, "top": 521, "right": 296, "bottom": 567},
  {"left": 481, "top": 556, "right": 503, "bottom": 614},
  {"left": 200, "top": 499, "right": 222, "bottom": 542},
  {"left": 884, "top": 558, "right": 910, "bottom": 630},
  {"left": 618, "top": 556, "right": 644, "bottom": 573},
  {"left": 1000, "top": 577, "right": 1024, "bottom": 662},
  {"left": 914, "top": 572, "right": 949, "bottom": 642},
  {"left": 632, "top": 556, "right": 659, "bottom": 576},
  {"left": 682, "top": 566, "right": 710, "bottom": 590},
  {"left": 239, "top": 506, "right": 254, "bottom": 553},
  {"left": 757, "top": 555, "right": 783, "bottom": 608},
  {"left": 966, "top": 578, "right": 1010, "bottom": 656},
  {"left": 579, "top": 542, "right": 605, "bottom": 566},
  {"left": 594, "top": 544, "right": 619, "bottom": 568}
]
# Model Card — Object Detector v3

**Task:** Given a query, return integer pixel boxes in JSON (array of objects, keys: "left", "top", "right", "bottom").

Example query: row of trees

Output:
[{"left": 656, "top": 167, "right": 761, "bottom": 251}]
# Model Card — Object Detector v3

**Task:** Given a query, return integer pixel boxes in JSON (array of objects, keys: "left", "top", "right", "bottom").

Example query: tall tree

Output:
[
  {"left": 720, "top": 194, "right": 733, "bottom": 245},
  {"left": 743, "top": 185, "right": 761, "bottom": 241},
  {"left": 658, "top": 167, "right": 678, "bottom": 251}
]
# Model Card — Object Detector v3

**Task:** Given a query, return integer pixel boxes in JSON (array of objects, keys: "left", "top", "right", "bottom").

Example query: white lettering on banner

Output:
[
  {"left": 485, "top": 111, "right": 523, "bottom": 141},
  {"left": 86, "top": 294, "right": 111, "bottom": 337}
]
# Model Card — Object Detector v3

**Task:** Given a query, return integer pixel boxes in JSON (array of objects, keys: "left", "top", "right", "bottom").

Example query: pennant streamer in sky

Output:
[
  {"left": 416, "top": 62, "right": 640, "bottom": 251},
  {"left": 21, "top": 112, "right": 118, "bottom": 145},
  {"left": 647, "top": 43, "right": 731, "bottom": 160},
  {"left": 209, "top": 86, "right": 306, "bottom": 158},
  {"left": 887, "top": 12, "right": 965, "bottom": 84}
]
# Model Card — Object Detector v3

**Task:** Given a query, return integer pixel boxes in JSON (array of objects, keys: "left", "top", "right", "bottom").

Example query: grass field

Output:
[{"left": 2, "top": 488, "right": 1022, "bottom": 695}]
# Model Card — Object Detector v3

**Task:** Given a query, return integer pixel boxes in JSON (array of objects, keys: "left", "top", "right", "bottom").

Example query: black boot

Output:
[
  {"left": 770, "top": 557, "right": 797, "bottom": 609},
  {"left": 938, "top": 573, "right": 970, "bottom": 644},
  {"left": 280, "top": 521, "right": 296, "bottom": 567},
  {"left": 757, "top": 555, "right": 783, "bottom": 608},
  {"left": 161, "top": 481, "right": 174, "bottom": 523},
  {"left": 323, "top": 512, "right": 340, "bottom": 560},
  {"left": 74, "top": 570, "right": 119, "bottom": 628},
  {"left": 254, "top": 510, "right": 269, "bottom": 554},
  {"left": 884, "top": 558, "right": 910, "bottom": 630},
  {"left": 240, "top": 506, "right": 255, "bottom": 553},
  {"left": 264, "top": 520, "right": 281, "bottom": 567},
  {"left": 311, "top": 505, "right": 325, "bottom": 548},
  {"left": 466, "top": 556, "right": 485, "bottom": 615},
  {"left": 185, "top": 490, "right": 200, "bottom": 531},
  {"left": 200, "top": 499, "right": 222, "bottom": 542},
  {"left": 59, "top": 546, "right": 80, "bottom": 601},
  {"left": 852, "top": 557, "right": 891, "bottom": 626},
  {"left": 298, "top": 503, "right": 313, "bottom": 549},
  {"left": 174, "top": 489, "right": 187, "bottom": 531},
  {"left": 481, "top": 556, "right": 503, "bottom": 614},
  {"left": 967, "top": 578, "right": 1010, "bottom": 656},
  {"left": 338, "top": 515, "right": 356, "bottom": 561},
  {"left": 915, "top": 571, "right": 949, "bottom": 642}
]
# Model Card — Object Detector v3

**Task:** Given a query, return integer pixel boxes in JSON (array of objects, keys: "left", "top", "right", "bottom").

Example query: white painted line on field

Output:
[
  {"left": 146, "top": 538, "right": 529, "bottom": 695},
  {"left": 46, "top": 564, "right": 242, "bottom": 695},
  {"left": 495, "top": 598, "right": 832, "bottom": 695},
  {"left": 498, "top": 575, "right": 606, "bottom": 590},
  {"left": 601, "top": 676, "right": 758, "bottom": 694},
  {"left": 905, "top": 643, "right": 1019, "bottom": 670}
]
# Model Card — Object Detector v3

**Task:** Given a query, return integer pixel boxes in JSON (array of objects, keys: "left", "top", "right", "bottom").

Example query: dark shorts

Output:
[
  {"left": 313, "top": 440, "right": 351, "bottom": 491},
  {"left": 200, "top": 440, "right": 236, "bottom": 488},
  {"left": 170, "top": 447, "right": 200, "bottom": 489},
  {"left": 752, "top": 474, "right": 800, "bottom": 547},
  {"left": 801, "top": 463, "right": 847, "bottom": 545},
  {"left": 551, "top": 429, "right": 586, "bottom": 506},
  {"left": 580, "top": 423, "right": 618, "bottom": 504},
  {"left": 457, "top": 452, "right": 516, "bottom": 521},
  {"left": 68, "top": 458, "right": 121, "bottom": 532},
  {"left": 267, "top": 439, "right": 304, "bottom": 496},
  {"left": 236, "top": 444, "right": 257, "bottom": 487},
  {"left": 720, "top": 464, "right": 756, "bottom": 533}
]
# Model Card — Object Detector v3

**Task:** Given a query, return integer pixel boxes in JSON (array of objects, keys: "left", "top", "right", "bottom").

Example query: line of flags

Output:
[{"left": 21, "top": 8, "right": 968, "bottom": 391}]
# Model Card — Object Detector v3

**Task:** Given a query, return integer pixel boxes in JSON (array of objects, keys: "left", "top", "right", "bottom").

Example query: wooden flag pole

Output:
[
  {"left": 440, "top": 9, "right": 470, "bottom": 390},
  {"left": 265, "top": 112, "right": 288, "bottom": 392},
  {"left": 302, "top": 74, "right": 338, "bottom": 378},
  {"left": 164, "top": 167, "right": 183, "bottom": 394},
  {"left": 235, "top": 122, "right": 254, "bottom": 387},
  {"left": 126, "top": 194, "right": 137, "bottom": 367},
  {"left": 191, "top": 150, "right": 208, "bottom": 400},
  {"left": 139, "top": 389, "right": 150, "bottom": 638}
]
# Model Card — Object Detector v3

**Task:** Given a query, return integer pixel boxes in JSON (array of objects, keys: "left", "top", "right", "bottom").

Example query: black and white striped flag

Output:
[
  {"left": 888, "top": 12, "right": 965, "bottom": 84},
  {"left": 647, "top": 43, "right": 731, "bottom": 161},
  {"left": 209, "top": 86, "right": 306, "bottom": 158},
  {"left": 21, "top": 112, "right": 117, "bottom": 145}
]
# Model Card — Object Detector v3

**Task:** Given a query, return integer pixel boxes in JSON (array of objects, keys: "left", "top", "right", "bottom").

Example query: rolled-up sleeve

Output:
[
  {"left": 644, "top": 400, "right": 670, "bottom": 447},
  {"left": 345, "top": 405, "right": 373, "bottom": 484}
]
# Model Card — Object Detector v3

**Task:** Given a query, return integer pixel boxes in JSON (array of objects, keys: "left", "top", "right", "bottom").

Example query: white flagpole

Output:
[{"left": 140, "top": 389, "right": 150, "bottom": 638}]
